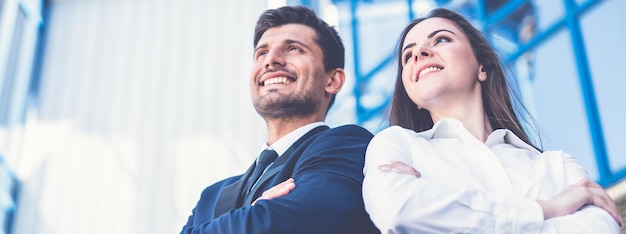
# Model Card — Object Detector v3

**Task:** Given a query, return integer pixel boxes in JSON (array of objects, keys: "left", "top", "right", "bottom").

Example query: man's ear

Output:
[
  {"left": 478, "top": 64, "right": 487, "bottom": 82},
  {"left": 325, "top": 68, "right": 345, "bottom": 94}
]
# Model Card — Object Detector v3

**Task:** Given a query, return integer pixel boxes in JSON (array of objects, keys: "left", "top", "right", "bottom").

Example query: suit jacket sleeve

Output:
[{"left": 181, "top": 125, "right": 379, "bottom": 234}]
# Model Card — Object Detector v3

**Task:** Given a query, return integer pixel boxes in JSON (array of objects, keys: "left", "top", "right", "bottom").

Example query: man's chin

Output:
[{"left": 254, "top": 102, "right": 318, "bottom": 120}]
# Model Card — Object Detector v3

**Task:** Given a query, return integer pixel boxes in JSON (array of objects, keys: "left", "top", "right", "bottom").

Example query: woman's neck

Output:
[{"left": 430, "top": 106, "right": 493, "bottom": 143}]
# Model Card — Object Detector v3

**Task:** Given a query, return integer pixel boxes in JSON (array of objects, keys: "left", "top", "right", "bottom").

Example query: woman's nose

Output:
[{"left": 414, "top": 48, "right": 430, "bottom": 62}]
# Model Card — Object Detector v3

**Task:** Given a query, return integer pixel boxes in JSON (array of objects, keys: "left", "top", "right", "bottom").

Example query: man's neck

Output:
[{"left": 265, "top": 116, "right": 322, "bottom": 145}]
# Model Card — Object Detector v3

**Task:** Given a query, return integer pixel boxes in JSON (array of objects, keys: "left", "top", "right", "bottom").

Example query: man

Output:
[{"left": 181, "top": 6, "right": 379, "bottom": 234}]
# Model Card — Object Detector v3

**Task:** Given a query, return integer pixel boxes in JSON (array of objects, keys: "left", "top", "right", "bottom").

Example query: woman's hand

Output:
[
  {"left": 537, "top": 179, "right": 622, "bottom": 227},
  {"left": 252, "top": 178, "right": 296, "bottom": 205},
  {"left": 378, "top": 161, "right": 421, "bottom": 178}
]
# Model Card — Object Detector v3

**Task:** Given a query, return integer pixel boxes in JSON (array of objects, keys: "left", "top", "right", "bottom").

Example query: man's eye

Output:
[
  {"left": 288, "top": 46, "right": 300, "bottom": 52},
  {"left": 256, "top": 51, "right": 268, "bottom": 59}
]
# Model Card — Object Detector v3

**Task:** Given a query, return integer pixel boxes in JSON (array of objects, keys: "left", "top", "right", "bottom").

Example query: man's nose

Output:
[{"left": 264, "top": 50, "right": 286, "bottom": 69}]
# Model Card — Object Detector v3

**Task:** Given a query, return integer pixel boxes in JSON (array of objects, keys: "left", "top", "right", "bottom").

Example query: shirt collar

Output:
[
  {"left": 420, "top": 118, "right": 539, "bottom": 153},
  {"left": 417, "top": 118, "right": 463, "bottom": 139},
  {"left": 485, "top": 128, "right": 540, "bottom": 154},
  {"left": 260, "top": 122, "right": 326, "bottom": 157}
]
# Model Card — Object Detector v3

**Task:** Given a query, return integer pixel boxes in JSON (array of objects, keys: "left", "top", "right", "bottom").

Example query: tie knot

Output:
[{"left": 257, "top": 149, "right": 278, "bottom": 166}]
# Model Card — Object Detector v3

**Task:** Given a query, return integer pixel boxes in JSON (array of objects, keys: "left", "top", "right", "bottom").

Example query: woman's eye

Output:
[
  {"left": 434, "top": 36, "right": 451, "bottom": 45},
  {"left": 404, "top": 52, "right": 413, "bottom": 63}
]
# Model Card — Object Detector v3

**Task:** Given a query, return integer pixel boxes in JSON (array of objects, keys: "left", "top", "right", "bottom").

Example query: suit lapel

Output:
[
  {"left": 213, "top": 163, "right": 254, "bottom": 218},
  {"left": 243, "top": 126, "right": 329, "bottom": 205},
  {"left": 242, "top": 164, "right": 285, "bottom": 205}
]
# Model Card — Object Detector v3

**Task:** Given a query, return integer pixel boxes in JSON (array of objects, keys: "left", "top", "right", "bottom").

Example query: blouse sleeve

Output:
[
  {"left": 539, "top": 152, "right": 620, "bottom": 233},
  {"left": 363, "top": 128, "right": 620, "bottom": 234},
  {"left": 362, "top": 127, "right": 544, "bottom": 233}
]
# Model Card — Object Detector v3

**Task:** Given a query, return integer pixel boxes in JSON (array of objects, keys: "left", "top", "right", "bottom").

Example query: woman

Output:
[{"left": 362, "top": 8, "right": 622, "bottom": 233}]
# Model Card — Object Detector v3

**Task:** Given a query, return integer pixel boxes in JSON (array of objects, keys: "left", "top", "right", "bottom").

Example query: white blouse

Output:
[{"left": 362, "top": 118, "right": 619, "bottom": 234}]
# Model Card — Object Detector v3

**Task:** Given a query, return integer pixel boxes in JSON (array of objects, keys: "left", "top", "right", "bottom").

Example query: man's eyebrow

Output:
[
  {"left": 402, "top": 29, "right": 456, "bottom": 53},
  {"left": 254, "top": 43, "right": 268, "bottom": 53},
  {"left": 285, "top": 39, "right": 312, "bottom": 51},
  {"left": 254, "top": 39, "right": 312, "bottom": 52}
]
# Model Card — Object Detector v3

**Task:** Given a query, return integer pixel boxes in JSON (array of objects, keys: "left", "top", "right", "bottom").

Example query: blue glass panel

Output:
[
  {"left": 531, "top": 29, "right": 598, "bottom": 180},
  {"left": 579, "top": 0, "right": 626, "bottom": 176}
]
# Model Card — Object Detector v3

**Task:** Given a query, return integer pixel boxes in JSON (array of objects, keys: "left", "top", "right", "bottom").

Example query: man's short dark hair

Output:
[{"left": 254, "top": 6, "right": 345, "bottom": 72}]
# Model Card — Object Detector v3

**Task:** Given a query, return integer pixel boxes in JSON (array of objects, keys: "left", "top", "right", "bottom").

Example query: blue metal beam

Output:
[
  {"left": 407, "top": 0, "right": 414, "bottom": 20},
  {"left": 475, "top": 0, "right": 487, "bottom": 25},
  {"left": 505, "top": 0, "right": 603, "bottom": 62},
  {"left": 484, "top": 0, "right": 530, "bottom": 27},
  {"left": 348, "top": 0, "right": 367, "bottom": 123},
  {"left": 563, "top": 0, "right": 610, "bottom": 186},
  {"left": 505, "top": 17, "right": 564, "bottom": 63}
]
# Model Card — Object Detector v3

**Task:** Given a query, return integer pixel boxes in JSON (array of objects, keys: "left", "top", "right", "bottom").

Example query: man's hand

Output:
[
  {"left": 252, "top": 178, "right": 296, "bottom": 205},
  {"left": 537, "top": 179, "right": 623, "bottom": 227},
  {"left": 378, "top": 161, "right": 421, "bottom": 177}
]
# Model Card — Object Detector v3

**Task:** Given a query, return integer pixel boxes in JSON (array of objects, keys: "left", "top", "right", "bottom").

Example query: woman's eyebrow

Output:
[
  {"left": 402, "top": 43, "right": 415, "bottom": 54},
  {"left": 428, "top": 29, "right": 455, "bottom": 38},
  {"left": 402, "top": 29, "right": 457, "bottom": 53}
]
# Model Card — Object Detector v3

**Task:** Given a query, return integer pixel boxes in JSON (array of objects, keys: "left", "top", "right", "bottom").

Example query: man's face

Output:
[{"left": 249, "top": 24, "right": 331, "bottom": 120}]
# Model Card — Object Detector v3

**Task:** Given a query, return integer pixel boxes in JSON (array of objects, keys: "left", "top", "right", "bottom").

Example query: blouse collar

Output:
[{"left": 420, "top": 118, "right": 540, "bottom": 154}]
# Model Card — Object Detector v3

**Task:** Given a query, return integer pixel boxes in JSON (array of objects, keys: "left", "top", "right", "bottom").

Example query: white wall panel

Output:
[{"left": 13, "top": 0, "right": 267, "bottom": 233}]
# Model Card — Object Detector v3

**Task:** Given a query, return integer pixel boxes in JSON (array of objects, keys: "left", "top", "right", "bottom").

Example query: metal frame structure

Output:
[
  {"left": 331, "top": 0, "right": 623, "bottom": 187},
  {"left": 0, "top": 0, "right": 42, "bottom": 232}
]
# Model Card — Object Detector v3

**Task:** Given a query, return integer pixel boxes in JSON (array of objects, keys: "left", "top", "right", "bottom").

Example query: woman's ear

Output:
[
  {"left": 478, "top": 64, "right": 487, "bottom": 82},
  {"left": 326, "top": 68, "right": 345, "bottom": 94}
]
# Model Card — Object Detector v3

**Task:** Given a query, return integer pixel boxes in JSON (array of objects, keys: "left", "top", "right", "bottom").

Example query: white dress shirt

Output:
[
  {"left": 258, "top": 121, "right": 325, "bottom": 159},
  {"left": 362, "top": 118, "right": 619, "bottom": 234}
]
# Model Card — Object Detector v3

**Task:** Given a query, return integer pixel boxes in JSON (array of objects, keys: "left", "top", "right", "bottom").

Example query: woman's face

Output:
[{"left": 400, "top": 17, "right": 486, "bottom": 112}]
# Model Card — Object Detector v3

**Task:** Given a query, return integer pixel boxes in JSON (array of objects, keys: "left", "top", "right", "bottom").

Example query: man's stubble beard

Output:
[{"left": 253, "top": 90, "right": 321, "bottom": 120}]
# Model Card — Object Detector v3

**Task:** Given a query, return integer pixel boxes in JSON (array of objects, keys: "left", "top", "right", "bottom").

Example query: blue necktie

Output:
[{"left": 245, "top": 149, "right": 278, "bottom": 195}]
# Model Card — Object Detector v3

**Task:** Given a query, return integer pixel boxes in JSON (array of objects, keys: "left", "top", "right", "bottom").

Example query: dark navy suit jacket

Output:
[{"left": 181, "top": 125, "right": 380, "bottom": 234}]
